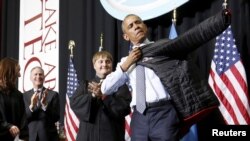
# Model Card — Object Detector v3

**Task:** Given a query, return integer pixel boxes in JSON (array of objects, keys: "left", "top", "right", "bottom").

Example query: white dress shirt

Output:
[{"left": 101, "top": 39, "right": 171, "bottom": 107}]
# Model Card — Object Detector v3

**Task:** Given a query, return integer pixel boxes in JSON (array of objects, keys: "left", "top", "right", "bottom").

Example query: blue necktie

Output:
[{"left": 136, "top": 65, "right": 146, "bottom": 114}]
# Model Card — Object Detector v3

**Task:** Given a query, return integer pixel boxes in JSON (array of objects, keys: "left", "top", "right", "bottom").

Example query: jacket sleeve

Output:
[
  {"left": 142, "top": 9, "right": 231, "bottom": 57},
  {"left": 23, "top": 90, "right": 42, "bottom": 120},
  {"left": 19, "top": 93, "right": 29, "bottom": 140},
  {"left": 0, "top": 93, "right": 12, "bottom": 134},
  {"left": 0, "top": 118, "right": 12, "bottom": 135},
  {"left": 69, "top": 81, "right": 92, "bottom": 122},
  {"left": 102, "top": 84, "right": 132, "bottom": 118}
]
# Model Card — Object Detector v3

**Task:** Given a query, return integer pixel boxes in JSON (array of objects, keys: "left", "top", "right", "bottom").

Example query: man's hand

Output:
[
  {"left": 121, "top": 47, "right": 142, "bottom": 72},
  {"left": 29, "top": 91, "right": 39, "bottom": 110},
  {"left": 41, "top": 89, "right": 48, "bottom": 105}
]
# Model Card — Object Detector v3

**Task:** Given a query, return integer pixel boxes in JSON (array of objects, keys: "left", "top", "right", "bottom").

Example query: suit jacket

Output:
[
  {"left": 138, "top": 10, "right": 231, "bottom": 129},
  {"left": 70, "top": 76, "right": 131, "bottom": 141},
  {"left": 23, "top": 87, "right": 60, "bottom": 141}
]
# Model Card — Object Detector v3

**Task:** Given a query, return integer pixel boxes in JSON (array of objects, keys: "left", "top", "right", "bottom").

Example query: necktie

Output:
[
  {"left": 136, "top": 65, "right": 146, "bottom": 114},
  {"left": 36, "top": 90, "right": 42, "bottom": 107}
]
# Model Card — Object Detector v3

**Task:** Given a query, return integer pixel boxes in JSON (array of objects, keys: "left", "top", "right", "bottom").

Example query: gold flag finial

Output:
[
  {"left": 68, "top": 40, "right": 75, "bottom": 57},
  {"left": 172, "top": 9, "right": 177, "bottom": 24},
  {"left": 99, "top": 33, "right": 103, "bottom": 52},
  {"left": 222, "top": 0, "right": 228, "bottom": 9}
]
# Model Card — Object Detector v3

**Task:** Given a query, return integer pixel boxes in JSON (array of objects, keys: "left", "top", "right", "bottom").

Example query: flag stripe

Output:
[
  {"left": 208, "top": 25, "right": 250, "bottom": 125},
  {"left": 210, "top": 63, "right": 240, "bottom": 124},
  {"left": 65, "top": 96, "right": 78, "bottom": 134},
  {"left": 229, "top": 65, "right": 250, "bottom": 122},
  {"left": 67, "top": 96, "right": 80, "bottom": 128},
  {"left": 223, "top": 66, "right": 249, "bottom": 122},
  {"left": 234, "top": 62, "right": 250, "bottom": 103},
  {"left": 65, "top": 96, "right": 78, "bottom": 141},
  {"left": 64, "top": 110, "right": 74, "bottom": 141},
  {"left": 125, "top": 113, "right": 132, "bottom": 135},
  {"left": 124, "top": 108, "right": 132, "bottom": 141},
  {"left": 208, "top": 70, "right": 234, "bottom": 124}
]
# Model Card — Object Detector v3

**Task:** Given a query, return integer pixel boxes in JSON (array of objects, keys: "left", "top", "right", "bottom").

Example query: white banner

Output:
[
  {"left": 100, "top": 0, "right": 189, "bottom": 21},
  {"left": 18, "top": 0, "right": 59, "bottom": 92}
]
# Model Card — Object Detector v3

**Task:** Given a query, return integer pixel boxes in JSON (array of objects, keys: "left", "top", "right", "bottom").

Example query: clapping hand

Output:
[
  {"left": 88, "top": 81, "right": 102, "bottom": 98},
  {"left": 41, "top": 89, "right": 48, "bottom": 105},
  {"left": 30, "top": 91, "right": 39, "bottom": 109}
]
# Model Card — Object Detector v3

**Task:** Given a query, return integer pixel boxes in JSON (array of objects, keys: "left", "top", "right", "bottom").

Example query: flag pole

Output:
[
  {"left": 222, "top": 0, "right": 231, "bottom": 25},
  {"left": 68, "top": 40, "right": 75, "bottom": 57},
  {"left": 172, "top": 9, "right": 177, "bottom": 25},
  {"left": 169, "top": 9, "right": 178, "bottom": 40},
  {"left": 99, "top": 33, "right": 103, "bottom": 52},
  {"left": 222, "top": 0, "right": 227, "bottom": 9}
]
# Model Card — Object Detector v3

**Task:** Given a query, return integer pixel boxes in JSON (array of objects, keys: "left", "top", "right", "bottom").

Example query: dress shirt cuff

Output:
[{"left": 101, "top": 66, "right": 126, "bottom": 95}]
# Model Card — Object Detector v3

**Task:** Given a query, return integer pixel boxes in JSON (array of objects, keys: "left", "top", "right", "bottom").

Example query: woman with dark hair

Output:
[{"left": 0, "top": 57, "right": 27, "bottom": 141}]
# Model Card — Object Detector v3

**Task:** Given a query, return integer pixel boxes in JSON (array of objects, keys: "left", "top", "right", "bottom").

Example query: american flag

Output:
[
  {"left": 208, "top": 25, "right": 250, "bottom": 124},
  {"left": 64, "top": 57, "right": 80, "bottom": 141},
  {"left": 125, "top": 111, "right": 132, "bottom": 141}
]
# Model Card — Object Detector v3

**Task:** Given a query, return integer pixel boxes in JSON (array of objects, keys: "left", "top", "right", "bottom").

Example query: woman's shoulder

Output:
[
  {"left": 8, "top": 88, "right": 22, "bottom": 93},
  {"left": 11, "top": 88, "right": 24, "bottom": 98}
]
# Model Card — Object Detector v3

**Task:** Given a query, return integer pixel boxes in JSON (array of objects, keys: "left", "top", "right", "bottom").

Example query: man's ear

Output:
[{"left": 123, "top": 34, "right": 130, "bottom": 41}]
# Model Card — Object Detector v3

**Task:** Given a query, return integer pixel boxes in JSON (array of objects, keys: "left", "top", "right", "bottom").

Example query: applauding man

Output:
[{"left": 23, "top": 66, "right": 60, "bottom": 141}]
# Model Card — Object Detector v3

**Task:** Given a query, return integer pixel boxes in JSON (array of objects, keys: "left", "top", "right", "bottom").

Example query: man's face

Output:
[
  {"left": 30, "top": 68, "right": 44, "bottom": 88},
  {"left": 93, "top": 56, "right": 112, "bottom": 79},
  {"left": 123, "top": 15, "right": 148, "bottom": 45}
]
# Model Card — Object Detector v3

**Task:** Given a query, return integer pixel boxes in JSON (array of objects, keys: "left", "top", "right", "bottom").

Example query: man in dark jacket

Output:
[
  {"left": 70, "top": 51, "right": 131, "bottom": 141},
  {"left": 23, "top": 66, "right": 60, "bottom": 141},
  {"left": 101, "top": 9, "right": 231, "bottom": 141}
]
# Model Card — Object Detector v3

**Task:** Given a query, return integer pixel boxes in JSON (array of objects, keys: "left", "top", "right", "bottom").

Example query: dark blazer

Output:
[
  {"left": 0, "top": 89, "right": 28, "bottom": 141},
  {"left": 23, "top": 87, "right": 60, "bottom": 141},
  {"left": 70, "top": 76, "right": 131, "bottom": 141},
  {"left": 138, "top": 10, "right": 231, "bottom": 128}
]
